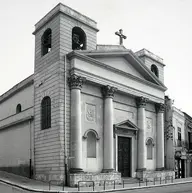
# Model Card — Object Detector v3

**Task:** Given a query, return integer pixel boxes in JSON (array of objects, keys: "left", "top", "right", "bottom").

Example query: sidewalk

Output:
[{"left": 0, "top": 171, "right": 192, "bottom": 192}]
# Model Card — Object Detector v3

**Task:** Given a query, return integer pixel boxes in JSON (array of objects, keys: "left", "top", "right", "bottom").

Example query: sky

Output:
[{"left": 0, "top": 0, "right": 192, "bottom": 115}]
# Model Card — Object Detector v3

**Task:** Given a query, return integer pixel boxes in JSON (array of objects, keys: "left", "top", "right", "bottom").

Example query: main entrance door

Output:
[{"left": 118, "top": 136, "right": 131, "bottom": 177}]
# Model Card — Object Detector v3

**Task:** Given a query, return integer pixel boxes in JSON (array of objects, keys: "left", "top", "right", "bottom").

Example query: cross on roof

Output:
[{"left": 115, "top": 29, "right": 127, "bottom": 45}]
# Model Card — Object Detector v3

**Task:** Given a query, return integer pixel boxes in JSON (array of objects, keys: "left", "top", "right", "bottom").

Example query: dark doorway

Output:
[
  {"left": 177, "top": 159, "right": 185, "bottom": 178},
  {"left": 118, "top": 136, "right": 131, "bottom": 177},
  {"left": 181, "top": 160, "right": 185, "bottom": 178}
]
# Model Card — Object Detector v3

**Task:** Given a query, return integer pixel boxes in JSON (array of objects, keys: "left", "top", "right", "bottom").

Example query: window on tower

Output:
[
  {"left": 72, "top": 27, "right": 86, "bottom": 50},
  {"left": 151, "top": 64, "right": 159, "bottom": 77},
  {"left": 41, "top": 28, "right": 52, "bottom": 56},
  {"left": 41, "top": 96, "right": 51, "bottom": 130}
]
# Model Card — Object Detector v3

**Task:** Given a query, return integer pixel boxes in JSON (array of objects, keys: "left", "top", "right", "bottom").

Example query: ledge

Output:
[{"left": 0, "top": 108, "right": 34, "bottom": 130}]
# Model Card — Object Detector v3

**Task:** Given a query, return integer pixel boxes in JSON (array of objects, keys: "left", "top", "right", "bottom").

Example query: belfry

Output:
[{"left": 0, "top": 3, "right": 175, "bottom": 187}]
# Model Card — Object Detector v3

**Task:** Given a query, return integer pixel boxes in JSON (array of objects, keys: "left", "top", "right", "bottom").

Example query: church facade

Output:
[{"left": 0, "top": 3, "right": 175, "bottom": 186}]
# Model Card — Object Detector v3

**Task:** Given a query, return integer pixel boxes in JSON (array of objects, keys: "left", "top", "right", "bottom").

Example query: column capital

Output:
[
  {"left": 101, "top": 85, "right": 117, "bottom": 98},
  {"left": 155, "top": 103, "right": 165, "bottom": 113},
  {"left": 136, "top": 96, "right": 148, "bottom": 108},
  {"left": 68, "top": 74, "right": 86, "bottom": 89}
]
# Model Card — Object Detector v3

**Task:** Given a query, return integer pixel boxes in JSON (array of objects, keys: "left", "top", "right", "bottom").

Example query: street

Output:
[{"left": 116, "top": 183, "right": 192, "bottom": 193}]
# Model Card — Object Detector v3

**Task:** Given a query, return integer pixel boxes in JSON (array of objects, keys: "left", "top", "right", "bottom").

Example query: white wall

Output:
[
  {"left": 0, "top": 84, "right": 34, "bottom": 120},
  {"left": 0, "top": 122, "right": 31, "bottom": 167}
]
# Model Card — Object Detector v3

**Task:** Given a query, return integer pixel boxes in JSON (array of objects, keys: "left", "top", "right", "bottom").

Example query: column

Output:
[
  {"left": 156, "top": 103, "right": 165, "bottom": 170},
  {"left": 102, "top": 85, "right": 117, "bottom": 172},
  {"left": 136, "top": 96, "right": 148, "bottom": 171},
  {"left": 68, "top": 74, "right": 86, "bottom": 173}
]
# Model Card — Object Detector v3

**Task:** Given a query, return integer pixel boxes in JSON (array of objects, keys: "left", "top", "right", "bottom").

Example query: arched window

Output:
[
  {"left": 87, "top": 131, "right": 96, "bottom": 158},
  {"left": 72, "top": 27, "right": 86, "bottom": 50},
  {"left": 41, "top": 96, "right": 51, "bottom": 130},
  {"left": 41, "top": 28, "right": 52, "bottom": 56},
  {"left": 146, "top": 138, "right": 154, "bottom": 160},
  {"left": 16, "top": 104, "right": 22, "bottom": 113},
  {"left": 151, "top": 64, "right": 159, "bottom": 77}
]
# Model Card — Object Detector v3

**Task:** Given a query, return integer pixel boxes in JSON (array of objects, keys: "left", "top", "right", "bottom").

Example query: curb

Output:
[{"left": 0, "top": 178, "right": 192, "bottom": 193}]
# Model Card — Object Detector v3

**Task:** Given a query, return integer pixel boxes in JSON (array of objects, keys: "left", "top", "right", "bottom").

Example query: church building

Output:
[{"left": 0, "top": 3, "right": 174, "bottom": 186}]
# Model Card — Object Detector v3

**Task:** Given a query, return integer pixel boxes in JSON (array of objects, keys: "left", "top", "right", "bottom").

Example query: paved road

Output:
[{"left": 117, "top": 183, "right": 192, "bottom": 193}]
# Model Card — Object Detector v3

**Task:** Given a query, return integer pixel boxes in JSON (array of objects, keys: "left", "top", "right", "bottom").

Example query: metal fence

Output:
[
  {"left": 48, "top": 180, "right": 65, "bottom": 191},
  {"left": 76, "top": 176, "right": 174, "bottom": 191}
]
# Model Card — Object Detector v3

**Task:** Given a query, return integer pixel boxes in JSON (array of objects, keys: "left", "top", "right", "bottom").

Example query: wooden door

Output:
[{"left": 118, "top": 136, "right": 131, "bottom": 177}]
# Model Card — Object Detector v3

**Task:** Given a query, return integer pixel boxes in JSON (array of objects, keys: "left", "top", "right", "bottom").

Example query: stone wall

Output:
[
  {"left": 136, "top": 170, "right": 175, "bottom": 181},
  {"left": 69, "top": 172, "right": 121, "bottom": 187}
]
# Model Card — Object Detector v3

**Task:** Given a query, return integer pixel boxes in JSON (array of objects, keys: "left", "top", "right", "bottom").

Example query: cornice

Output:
[
  {"left": 72, "top": 67, "right": 165, "bottom": 104},
  {"left": 0, "top": 116, "right": 34, "bottom": 131},
  {"left": 67, "top": 51, "right": 167, "bottom": 92},
  {"left": 173, "top": 107, "right": 185, "bottom": 120},
  {"left": 128, "top": 50, "right": 166, "bottom": 88},
  {"left": 77, "top": 49, "right": 167, "bottom": 90},
  {"left": 33, "top": 3, "right": 99, "bottom": 35},
  {"left": 0, "top": 74, "right": 34, "bottom": 104}
]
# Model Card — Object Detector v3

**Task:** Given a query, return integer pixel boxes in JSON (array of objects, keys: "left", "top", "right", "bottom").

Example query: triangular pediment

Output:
[
  {"left": 78, "top": 49, "right": 166, "bottom": 89},
  {"left": 114, "top": 119, "right": 139, "bottom": 131}
]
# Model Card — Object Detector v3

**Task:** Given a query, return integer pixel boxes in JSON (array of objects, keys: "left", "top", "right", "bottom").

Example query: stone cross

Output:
[{"left": 115, "top": 29, "right": 127, "bottom": 45}]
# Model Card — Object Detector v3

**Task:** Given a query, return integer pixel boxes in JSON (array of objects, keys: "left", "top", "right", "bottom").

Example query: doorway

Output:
[{"left": 118, "top": 136, "right": 131, "bottom": 177}]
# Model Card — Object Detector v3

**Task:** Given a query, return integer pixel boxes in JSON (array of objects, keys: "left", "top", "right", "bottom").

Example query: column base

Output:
[
  {"left": 102, "top": 169, "right": 115, "bottom": 173},
  {"left": 69, "top": 168, "right": 84, "bottom": 173},
  {"left": 156, "top": 167, "right": 164, "bottom": 171}
]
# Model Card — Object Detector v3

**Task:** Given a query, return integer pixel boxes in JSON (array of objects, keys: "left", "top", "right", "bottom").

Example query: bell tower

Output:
[{"left": 32, "top": 3, "right": 98, "bottom": 182}]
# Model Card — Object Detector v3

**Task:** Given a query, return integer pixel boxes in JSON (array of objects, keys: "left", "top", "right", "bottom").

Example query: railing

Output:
[
  {"left": 104, "top": 180, "right": 115, "bottom": 190},
  {"left": 77, "top": 176, "right": 174, "bottom": 191},
  {"left": 49, "top": 180, "right": 65, "bottom": 191},
  {"left": 78, "top": 181, "right": 95, "bottom": 191}
]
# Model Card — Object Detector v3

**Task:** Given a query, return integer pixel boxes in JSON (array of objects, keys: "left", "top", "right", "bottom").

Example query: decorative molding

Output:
[
  {"left": 67, "top": 52, "right": 166, "bottom": 91},
  {"left": 188, "top": 123, "right": 192, "bottom": 129},
  {"left": 146, "top": 118, "right": 152, "bottom": 132},
  {"left": 85, "top": 103, "right": 96, "bottom": 122},
  {"left": 68, "top": 74, "right": 86, "bottom": 89},
  {"left": 71, "top": 67, "right": 165, "bottom": 104},
  {"left": 83, "top": 129, "right": 100, "bottom": 140},
  {"left": 145, "top": 137, "right": 155, "bottom": 146},
  {"left": 155, "top": 103, "right": 165, "bottom": 113},
  {"left": 101, "top": 85, "right": 117, "bottom": 99},
  {"left": 166, "top": 125, "right": 174, "bottom": 140},
  {"left": 113, "top": 119, "right": 139, "bottom": 139},
  {"left": 136, "top": 96, "right": 148, "bottom": 108}
]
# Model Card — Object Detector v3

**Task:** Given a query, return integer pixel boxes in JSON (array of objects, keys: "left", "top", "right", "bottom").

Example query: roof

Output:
[
  {"left": 0, "top": 74, "right": 34, "bottom": 104},
  {"left": 70, "top": 48, "right": 167, "bottom": 91},
  {"left": 33, "top": 3, "right": 99, "bottom": 35},
  {"left": 135, "top": 48, "right": 165, "bottom": 66}
]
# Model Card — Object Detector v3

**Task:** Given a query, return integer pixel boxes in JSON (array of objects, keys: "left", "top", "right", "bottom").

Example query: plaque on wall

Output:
[
  {"left": 146, "top": 117, "right": 153, "bottom": 132},
  {"left": 85, "top": 103, "right": 96, "bottom": 122}
]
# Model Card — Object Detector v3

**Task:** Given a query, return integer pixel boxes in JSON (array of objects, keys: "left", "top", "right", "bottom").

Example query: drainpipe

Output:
[{"left": 29, "top": 119, "right": 32, "bottom": 178}]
